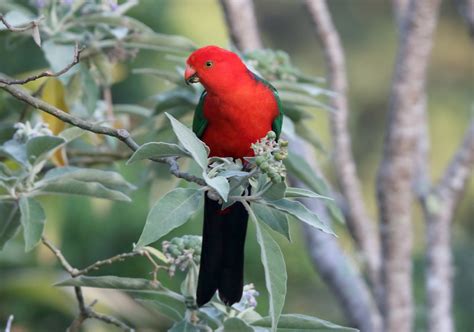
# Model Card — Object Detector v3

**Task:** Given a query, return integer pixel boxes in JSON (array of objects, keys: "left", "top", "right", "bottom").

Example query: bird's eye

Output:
[{"left": 205, "top": 61, "right": 213, "bottom": 68}]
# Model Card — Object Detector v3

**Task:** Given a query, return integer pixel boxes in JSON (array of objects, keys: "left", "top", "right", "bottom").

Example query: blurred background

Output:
[{"left": 0, "top": 0, "right": 472, "bottom": 331}]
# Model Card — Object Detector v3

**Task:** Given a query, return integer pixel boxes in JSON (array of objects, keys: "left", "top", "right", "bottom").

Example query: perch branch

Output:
[
  {"left": 41, "top": 236, "right": 135, "bottom": 332},
  {"left": 0, "top": 44, "right": 83, "bottom": 85},
  {"left": 304, "top": 0, "right": 381, "bottom": 296},
  {"left": 0, "top": 78, "right": 206, "bottom": 186},
  {"left": 376, "top": 1, "right": 441, "bottom": 331}
]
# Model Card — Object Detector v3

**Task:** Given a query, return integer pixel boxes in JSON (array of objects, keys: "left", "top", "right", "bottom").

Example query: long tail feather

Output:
[{"left": 196, "top": 196, "right": 248, "bottom": 307}]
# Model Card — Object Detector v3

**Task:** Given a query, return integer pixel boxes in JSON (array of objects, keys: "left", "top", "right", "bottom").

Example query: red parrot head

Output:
[{"left": 185, "top": 46, "right": 248, "bottom": 93}]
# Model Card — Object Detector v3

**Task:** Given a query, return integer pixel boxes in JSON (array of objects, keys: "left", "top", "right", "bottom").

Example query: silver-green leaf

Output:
[
  {"left": 127, "top": 142, "right": 189, "bottom": 164},
  {"left": 252, "top": 202, "right": 290, "bottom": 241},
  {"left": 252, "top": 314, "right": 358, "bottom": 331},
  {"left": 136, "top": 188, "right": 202, "bottom": 248},
  {"left": 26, "top": 135, "right": 65, "bottom": 164},
  {"left": 0, "top": 201, "right": 20, "bottom": 250},
  {"left": 165, "top": 112, "right": 208, "bottom": 170},
  {"left": 19, "top": 196, "right": 45, "bottom": 252},
  {"left": 265, "top": 199, "right": 334, "bottom": 236},
  {"left": 249, "top": 205, "right": 287, "bottom": 332}
]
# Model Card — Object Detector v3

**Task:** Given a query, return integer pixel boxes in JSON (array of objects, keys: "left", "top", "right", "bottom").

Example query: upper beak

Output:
[{"left": 185, "top": 65, "right": 199, "bottom": 85}]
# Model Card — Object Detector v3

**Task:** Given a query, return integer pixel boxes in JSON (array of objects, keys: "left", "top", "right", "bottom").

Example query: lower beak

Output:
[{"left": 185, "top": 65, "right": 199, "bottom": 85}]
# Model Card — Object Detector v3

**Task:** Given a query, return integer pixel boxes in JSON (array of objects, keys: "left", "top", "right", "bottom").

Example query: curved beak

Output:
[{"left": 184, "top": 65, "right": 199, "bottom": 85}]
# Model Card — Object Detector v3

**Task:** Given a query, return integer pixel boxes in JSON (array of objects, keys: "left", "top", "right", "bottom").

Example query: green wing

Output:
[
  {"left": 192, "top": 91, "right": 208, "bottom": 138},
  {"left": 252, "top": 73, "right": 284, "bottom": 139}
]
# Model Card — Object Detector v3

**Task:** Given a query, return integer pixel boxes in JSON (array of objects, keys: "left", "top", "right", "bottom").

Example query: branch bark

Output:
[
  {"left": 0, "top": 78, "right": 206, "bottom": 186},
  {"left": 422, "top": 119, "right": 474, "bottom": 332},
  {"left": 304, "top": 0, "right": 381, "bottom": 297},
  {"left": 219, "top": 0, "right": 262, "bottom": 52},
  {"left": 291, "top": 140, "right": 382, "bottom": 332},
  {"left": 376, "top": 1, "right": 441, "bottom": 331},
  {"left": 41, "top": 237, "right": 135, "bottom": 332}
]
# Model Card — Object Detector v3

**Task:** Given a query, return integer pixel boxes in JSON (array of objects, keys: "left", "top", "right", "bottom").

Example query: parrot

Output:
[{"left": 184, "top": 45, "right": 283, "bottom": 307}]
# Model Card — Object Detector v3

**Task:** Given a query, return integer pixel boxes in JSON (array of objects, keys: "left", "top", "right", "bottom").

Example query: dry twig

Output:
[
  {"left": 0, "top": 13, "right": 42, "bottom": 32},
  {"left": 0, "top": 44, "right": 83, "bottom": 85},
  {"left": 41, "top": 236, "right": 136, "bottom": 332}
]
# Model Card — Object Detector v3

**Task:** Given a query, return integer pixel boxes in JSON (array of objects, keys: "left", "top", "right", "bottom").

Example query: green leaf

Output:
[
  {"left": 137, "top": 299, "right": 184, "bottom": 322},
  {"left": 165, "top": 113, "right": 208, "bottom": 170},
  {"left": 130, "top": 290, "right": 186, "bottom": 322},
  {"left": 2, "top": 139, "right": 27, "bottom": 166},
  {"left": 127, "top": 142, "right": 189, "bottom": 164},
  {"left": 114, "top": 104, "right": 152, "bottom": 118},
  {"left": 203, "top": 173, "right": 230, "bottom": 202},
  {"left": 169, "top": 320, "right": 201, "bottom": 332},
  {"left": 38, "top": 179, "right": 131, "bottom": 201},
  {"left": 285, "top": 187, "right": 332, "bottom": 200},
  {"left": 262, "top": 181, "right": 287, "bottom": 201},
  {"left": 19, "top": 196, "right": 45, "bottom": 252},
  {"left": 136, "top": 188, "right": 202, "bottom": 248},
  {"left": 265, "top": 199, "right": 334, "bottom": 236},
  {"left": 56, "top": 275, "right": 160, "bottom": 290},
  {"left": 59, "top": 127, "right": 86, "bottom": 142},
  {"left": 252, "top": 202, "right": 290, "bottom": 241},
  {"left": 26, "top": 135, "right": 65, "bottom": 164},
  {"left": 0, "top": 201, "right": 20, "bottom": 250},
  {"left": 40, "top": 167, "right": 135, "bottom": 194},
  {"left": 249, "top": 205, "right": 287, "bottom": 332},
  {"left": 285, "top": 154, "right": 344, "bottom": 224},
  {"left": 218, "top": 318, "right": 255, "bottom": 332},
  {"left": 252, "top": 314, "right": 358, "bottom": 331}
]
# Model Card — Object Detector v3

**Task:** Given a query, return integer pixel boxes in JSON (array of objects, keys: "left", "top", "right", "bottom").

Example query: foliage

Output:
[{"left": 0, "top": 1, "right": 352, "bottom": 331}]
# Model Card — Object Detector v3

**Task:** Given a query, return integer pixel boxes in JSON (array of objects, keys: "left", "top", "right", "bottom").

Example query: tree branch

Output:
[
  {"left": 291, "top": 141, "right": 382, "bottom": 332},
  {"left": 376, "top": 0, "right": 441, "bottom": 331},
  {"left": 0, "top": 13, "right": 42, "bottom": 32},
  {"left": 0, "top": 79, "right": 206, "bottom": 186},
  {"left": 0, "top": 44, "right": 83, "bottom": 85},
  {"left": 219, "top": 0, "right": 262, "bottom": 52},
  {"left": 304, "top": 0, "right": 381, "bottom": 296},
  {"left": 41, "top": 236, "right": 135, "bottom": 332},
  {"left": 422, "top": 119, "right": 474, "bottom": 332}
]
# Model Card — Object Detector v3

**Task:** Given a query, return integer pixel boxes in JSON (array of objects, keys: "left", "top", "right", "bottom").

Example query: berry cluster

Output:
[
  {"left": 162, "top": 235, "right": 202, "bottom": 276},
  {"left": 252, "top": 131, "right": 288, "bottom": 183}
]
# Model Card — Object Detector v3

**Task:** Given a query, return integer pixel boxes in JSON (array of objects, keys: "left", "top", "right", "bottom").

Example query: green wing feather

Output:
[
  {"left": 251, "top": 73, "right": 284, "bottom": 139},
  {"left": 191, "top": 74, "right": 284, "bottom": 139},
  {"left": 192, "top": 91, "right": 208, "bottom": 138}
]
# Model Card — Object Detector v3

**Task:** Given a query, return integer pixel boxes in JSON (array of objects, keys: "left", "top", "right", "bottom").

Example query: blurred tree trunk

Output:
[{"left": 219, "top": 1, "right": 474, "bottom": 332}]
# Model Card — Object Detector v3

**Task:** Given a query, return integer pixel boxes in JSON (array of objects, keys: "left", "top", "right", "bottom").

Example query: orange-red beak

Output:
[{"left": 184, "top": 65, "right": 199, "bottom": 85}]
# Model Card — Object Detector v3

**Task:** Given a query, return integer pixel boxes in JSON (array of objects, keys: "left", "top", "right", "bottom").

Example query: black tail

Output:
[{"left": 196, "top": 196, "right": 248, "bottom": 307}]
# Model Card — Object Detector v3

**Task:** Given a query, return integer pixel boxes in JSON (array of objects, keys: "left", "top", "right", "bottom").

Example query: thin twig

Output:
[
  {"left": 0, "top": 79, "right": 206, "bottom": 186},
  {"left": 0, "top": 44, "right": 83, "bottom": 85},
  {"left": 75, "top": 251, "right": 143, "bottom": 277},
  {"left": 41, "top": 236, "right": 135, "bottom": 331},
  {"left": 0, "top": 13, "right": 42, "bottom": 32}
]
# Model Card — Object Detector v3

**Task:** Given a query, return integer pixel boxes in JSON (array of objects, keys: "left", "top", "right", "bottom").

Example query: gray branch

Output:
[
  {"left": 219, "top": 0, "right": 262, "bottom": 52},
  {"left": 376, "top": 1, "right": 441, "bottom": 331},
  {"left": 292, "top": 140, "right": 382, "bottom": 332},
  {"left": 423, "top": 119, "right": 474, "bottom": 332},
  {"left": 0, "top": 77, "right": 206, "bottom": 186},
  {"left": 304, "top": 0, "right": 381, "bottom": 296}
]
